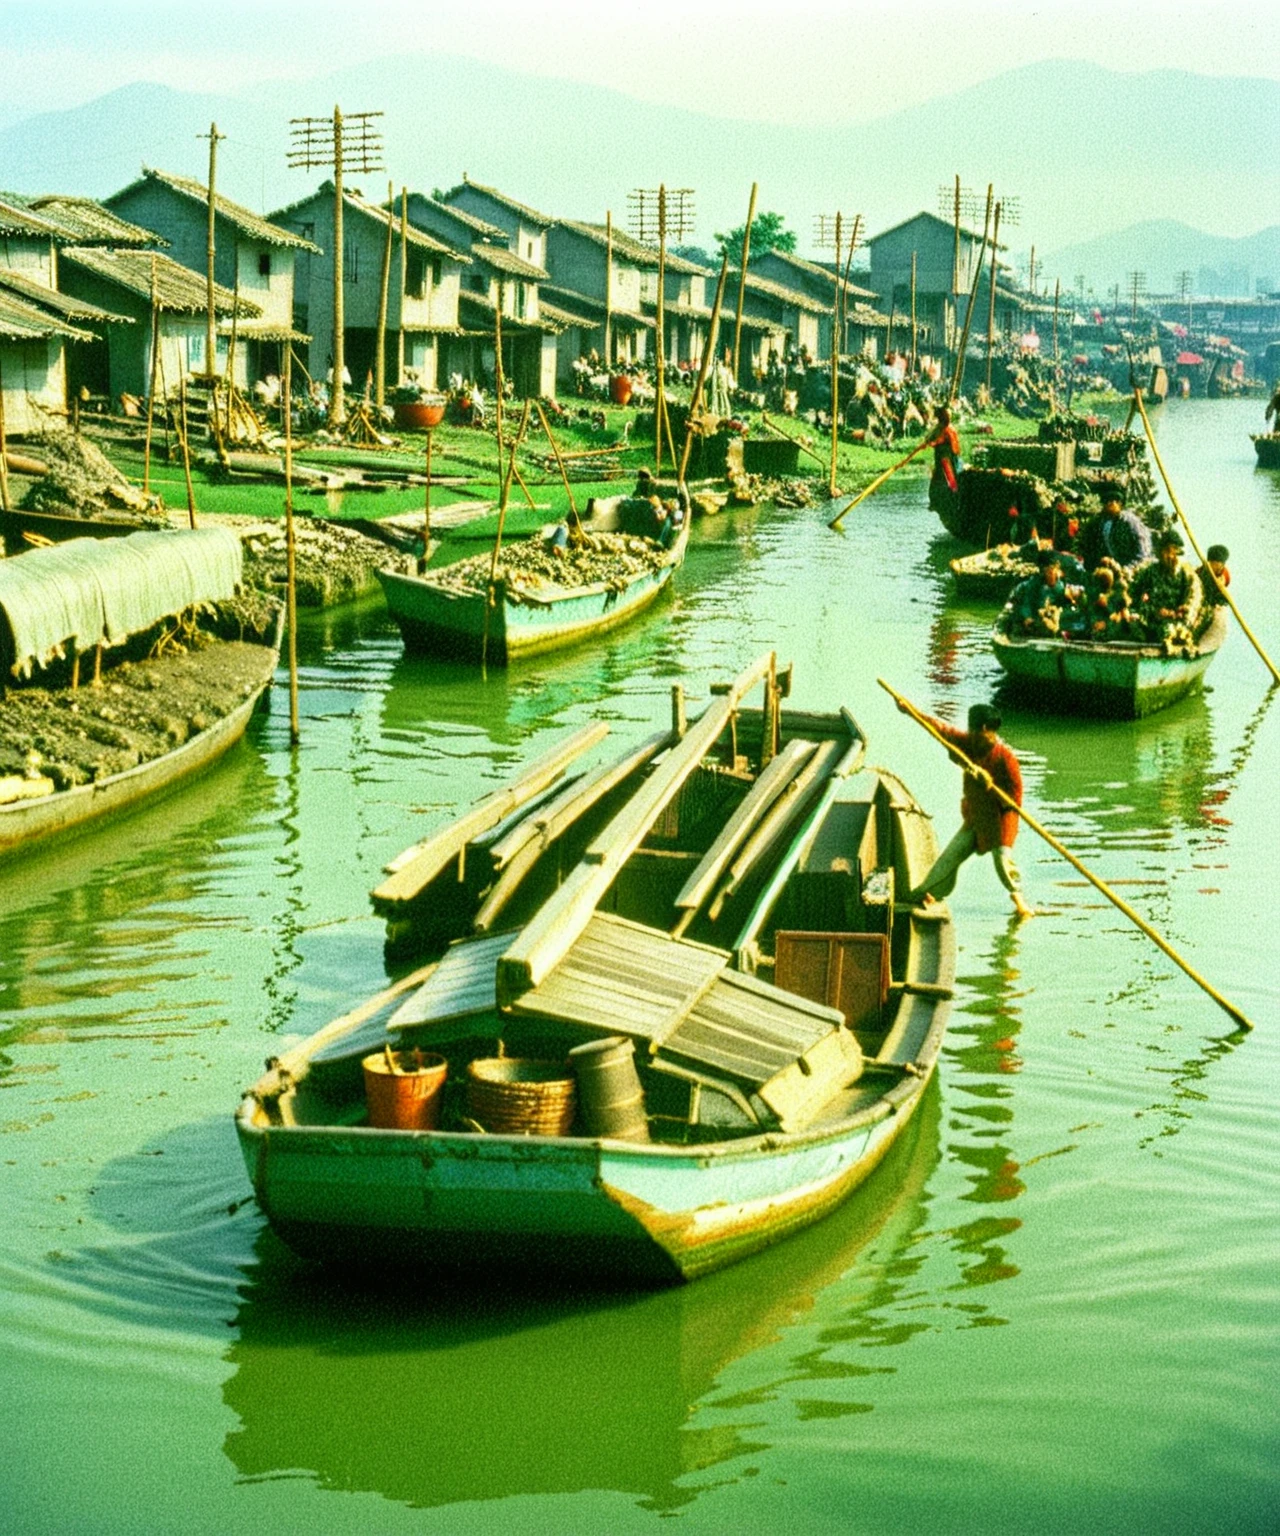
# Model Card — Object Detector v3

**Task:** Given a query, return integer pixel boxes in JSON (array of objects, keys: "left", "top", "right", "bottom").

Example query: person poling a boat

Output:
[
  {"left": 894, "top": 700, "right": 1034, "bottom": 920},
  {"left": 928, "top": 404, "right": 963, "bottom": 499}
]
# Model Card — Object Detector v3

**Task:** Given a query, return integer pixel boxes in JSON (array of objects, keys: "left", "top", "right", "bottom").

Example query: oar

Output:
[
  {"left": 879, "top": 678, "right": 1256, "bottom": 1031},
  {"left": 1133, "top": 388, "right": 1280, "bottom": 687},
  {"left": 828, "top": 436, "right": 933, "bottom": 529}
]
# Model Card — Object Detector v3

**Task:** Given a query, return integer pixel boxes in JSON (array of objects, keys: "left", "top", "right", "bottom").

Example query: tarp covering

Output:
[{"left": 0, "top": 527, "right": 242, "bottom": 676}]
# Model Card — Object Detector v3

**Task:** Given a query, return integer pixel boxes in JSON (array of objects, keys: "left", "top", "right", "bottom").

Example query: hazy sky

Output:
[{"left": 2, "top": 0, "right": 1278, "bottom": 122}]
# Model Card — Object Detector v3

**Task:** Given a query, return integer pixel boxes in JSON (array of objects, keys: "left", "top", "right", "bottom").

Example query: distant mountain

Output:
[
  {"left": 1042, "top": 220, "right": 1280, "bottom": 299},
  {"left": 1, "top": 55, "right": 1277, "bottom": 273}
]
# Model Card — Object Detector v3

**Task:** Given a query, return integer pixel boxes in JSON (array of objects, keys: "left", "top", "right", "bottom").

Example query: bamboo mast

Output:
[
  {"left": 1134, "top": 389, "right": 1280, "bottom": 685},
  {"left": 374, "top": 179, "right": 395, "bottom": 410},
  {"left": 481, "top": 398, "right": 532, "bottom": 671},
  {"left": 604, "top": 210, "right": 613, "bottom": 368},
  {"left": 881, "top": 678, "right": 1256, "bottom": 1031},
  {"left": 283, "top": 342, "right": 300, "bottom": 745},
  {"left": 984, "top": 200, "right": 1002, "bottom": 393},
  {"left": 678, "top": 252, "right": 730, "bottom": 486},
  {"left": 949, "top": 183, "right": 993, "bottom": 403},
  {"left": 536, "top": 400, "right": 584, "bottom": 534},
  {"left": 397, "top": 188, "right": 408, "bottom": 386},
  {"left": 731, "top": 181, "right": 758, "bottom": 385}
]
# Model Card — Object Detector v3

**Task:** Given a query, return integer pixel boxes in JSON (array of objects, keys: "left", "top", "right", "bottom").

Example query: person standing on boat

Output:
[
  {"left": 1078, "top": 495, "right": 1151, "bottom": 572},
  {"left": 898, "top": 702, "right": 1033, "bottom": 920},
  {"left": 929, "top": 404, "right": 963, "bottom": 495},
  {"left": 1130, "top": 528, "right": 1201, "bottom": 643}
]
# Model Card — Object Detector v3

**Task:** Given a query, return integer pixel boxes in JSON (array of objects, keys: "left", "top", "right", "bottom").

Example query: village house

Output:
[
  {"left": 400, "top": 193, "right": 560, "bottom": 398},
  {"left": 723, "top": 268, "right": 828, "bottom": 385},
  {"left": 542, "top": 219, "right": 653, "bottom": 382},
  {"left": 750, "top": 248, "right": 894, "bottom": 360},
  {"left": 56, "top": 247, "right": 254, "bottom": 405},
  {"left": 439, "top": 176, "right": 551, "bottom": 274},
  {"left": 270, "top": 182, "right": 469, "bottom": 394},
  {"left": 105, "top": 168, "right": 318, "bottom": 388},
  {"left": 0, "top": 195, "right": 150, "bottom": 430}
]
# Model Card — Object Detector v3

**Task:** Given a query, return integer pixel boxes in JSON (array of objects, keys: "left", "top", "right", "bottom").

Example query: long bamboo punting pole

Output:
[
  {"left": 829, "top": 212, "right": 844, "bottom": 500},
  {"left": 0, "top": 357, "right": 10, "bottom": 513},
  {"left": 178, "top": 371, "right": 197, "bottom": 528},
  {"left": 759, "top": 410, "right": 826, "bottom": 467},
  {"left": 731, "top": 181, "right": 758, "bottom": 384},
  {"left": 880, "top": 678, "right": 1256, "bottom": 1031},
  {"left": 1134, "top": 390, "right": 1280, "bottom": 685},
  {"left": 374, "top": 179, "right": 395, "bottom": 410},
  {"left": 283, "top": 342, "right": 300, "bottom": 744},
  {"left": 143, "top": 256, "right": 160, "bottom": 495},
  {"left": 536, "top": 399, "right": 583, "bottom": 534},
  {"left": 828, "top": 437, "right": 933, "bottom": 530},
  {"left": 679, "top": 253, "right": 729, "bottom": 486},
  {"left": 949, "top": 184, "right": 993, "bottom": 404},
  {"left": 910, "top": 249, "right": 918, "bottom": 375},
  {"left": 984, "top": 201, "right": 1002, "bottom": 392}
]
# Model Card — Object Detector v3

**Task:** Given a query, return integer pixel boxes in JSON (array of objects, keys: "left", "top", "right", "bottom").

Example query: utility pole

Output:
[
  {"left": 985, "top": 200, "right": 1003, "bottom": 391},
  {"left": 1127, "top": 270, "right": 1147, "bottom": 322},
  {"left": 629, "top": 184, "right": 695, "bottom": 472},
  {"left": 288, "top": 105, "right": 384, "bottom": 429},
  {"left": 1176, "top": 269, "right": 1194, "bottom": 331},
  {"left": 199, "top": 122, "right": 225, "bottom": 381},
  {"left": 731, "top": 182, "right": 758, "bottom": 385}
]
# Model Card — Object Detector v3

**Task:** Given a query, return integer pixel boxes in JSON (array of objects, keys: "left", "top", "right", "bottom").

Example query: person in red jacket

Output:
[{"left": 902, "top": 701, "right": 1033, "bottom": 918}]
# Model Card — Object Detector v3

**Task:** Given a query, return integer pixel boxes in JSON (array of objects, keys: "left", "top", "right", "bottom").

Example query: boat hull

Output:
[
  {"left": 0, "top": 629, "right": 279, "bottom": 858},
  {"left": 236, "top": 1075, "right": 926, "bottom": 1284},
  {"left": 1252, "top": 434, "right": 1280, "bottom": 469},
  {"left": 991, "top": 627, "right": 1222, "bottom": 718},
  {"left": 379, "top": 524, "right": 686, "bottom": 663}
]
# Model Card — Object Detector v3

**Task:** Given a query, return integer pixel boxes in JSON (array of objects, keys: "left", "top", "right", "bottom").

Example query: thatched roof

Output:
[
  {"left": 270, "top": 184, "right": 468, "bottom": 262},
  {"left": 0, "top": 289, "right": 95, "bottom": 343},
  {"left": 538, "top": 284, "right": 655, "bottom": 331},
  {"left": 60, "top": 248, "right": 261, "bottom": 317},
  {"left": 758, "top": 248, "right": 878, "bottom": 302},
  {"left": 0, "top": 269, "right": 132, "bottom": 326},
  {"left": 112, "top": 168, "right": 321, "bottom": 252},
  {"left": 727, "top": 268, "right": 828, "bottom": 314},
  {"left": 216, "top": 318, "right": 310, "bottom": 343},
  {"left": 412, "top": 196, "right": 506, "bottom": 241},
  {"left": 23, "top": 195, "right": 161, "bottom": 248},
  {"left": 457, "top": 291, "right": 565, "bottom": 335},
  {"left": 0, "top": 197, "right": 63, "bottom": 241},
  {"left": 444, "top": 176, "right": 554, "bottom": 229},
  {"left": 868, "top": 209, "right": 1007, "bottom": 253},
  {"left": 470, "top": 242, "right": 547, "bottom": 280},
  {"left": 555, "top": 220, "right": 710, "bottom": 276}
]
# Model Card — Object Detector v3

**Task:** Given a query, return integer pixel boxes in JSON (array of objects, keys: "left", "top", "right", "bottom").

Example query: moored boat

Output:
[
  {"left": 991, "top": 609, "right": 1227, "bottom": 719},
  {"left": 949, "top": 547, "right": 1035, "bottom": 600},
  {"left": 0, "top": 529, "right": 281, "bottom": 857},
  {"left": 378, "top": 506, "right": 688, "bottom": 663},
  {"left": 1251, "top": 434, "right": 1280, "bottom": 469},
  {"left": 235, "top": 654, "right": 955, "bottom": 1283}
]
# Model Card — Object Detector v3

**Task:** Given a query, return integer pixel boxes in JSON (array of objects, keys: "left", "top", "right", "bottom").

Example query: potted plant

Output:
[{"left": 390, "top": 384, "right": 446, "bottom": 431}]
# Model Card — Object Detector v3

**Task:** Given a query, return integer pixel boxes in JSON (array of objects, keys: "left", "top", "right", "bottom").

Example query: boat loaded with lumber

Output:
[
  {"left": 236, "top": 654, "right": 955, "bottom": 1283},
  {"left": 378, "top": 499, "right": 688, "bottom": 663},
  {"left": 991, "top": 608, "right": 1228, "bottom": 719},
  {"left": 1252, "top": 435, "right": 1280, "bottom": 469},
  {"left": 0, "top": 528, "right": 281, "bottom": 857}
]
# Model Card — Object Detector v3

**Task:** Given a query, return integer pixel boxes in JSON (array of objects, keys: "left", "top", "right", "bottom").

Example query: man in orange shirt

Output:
[{"left": 902, "top": 701, "right": 1033, "bottom": 919}]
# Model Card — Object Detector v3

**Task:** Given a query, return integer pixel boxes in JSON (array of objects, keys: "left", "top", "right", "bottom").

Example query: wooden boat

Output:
[
  {"left": 1, "top": 504, "right": 169, "bottom": 553},
  {"left": 378, "top": 511, "right": 688, "bottom": 663},
  {"left": 949, "top": 547, "right": 1034, "bottom": 600},
  {"left": 1251, "top": 434, "right": 1280, "bottom": 469},
  {"left": 991, "top": 609, "right": 1228, "bottom": 719},
  {"left": 0, "top": 530, "right": 281, "bottom": 858},
  {"left": 235, "top": 654, "right": 955, "bottom": 1283}
]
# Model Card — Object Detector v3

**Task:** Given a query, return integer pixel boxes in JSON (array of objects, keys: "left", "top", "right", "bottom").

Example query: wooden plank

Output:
[
  {"left": 496, "top": 653, "right": 779, "bottom": 1002},
  {"left": 473, "top": 729, "right": 672, "bottom": 933},
  {"left": 386, "top": 930, "right": 513, "bottom": 1030},
  {"left": 371, "top": 720, "right": 609, "bottom": 908},
  {"left": 672, "top": 738, "right": 817, "bottom": 918}
]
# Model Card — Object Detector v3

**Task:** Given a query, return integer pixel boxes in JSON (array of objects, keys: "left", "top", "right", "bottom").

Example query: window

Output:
[
  {"left": 514, "top": 281, "right": 527, "bottom": 319},
  {"left": 344, "top": 241, "right": 359, "bottom": 283},
  {"left": 258, "top": 251, "right": 271, "bottom": 278},
  {"left": 406, "top": 249, "right": 427, "bottom": 299},
  {"left": 431, "top": 257, "right": 442, "bottom": 286},
  {"left": 469, "top": 272, "right": 486, "bottom": 294}
]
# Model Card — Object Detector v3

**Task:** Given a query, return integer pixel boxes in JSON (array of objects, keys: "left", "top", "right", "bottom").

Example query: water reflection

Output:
[{"left": 219, "top": 1088, "right": 944, "bottom": 1514}]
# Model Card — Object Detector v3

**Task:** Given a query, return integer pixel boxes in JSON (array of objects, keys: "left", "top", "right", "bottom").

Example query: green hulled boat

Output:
[
  {"left": 235, "top": 654, "right": 955, "bottom": 1283},
  {"left": 1252, "top": 434, "right": 1280, "bottom": 469}
]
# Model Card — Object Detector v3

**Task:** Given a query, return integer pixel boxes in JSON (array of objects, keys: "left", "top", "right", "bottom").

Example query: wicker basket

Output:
[{"left": 466, "top": 1057, "right": 576, "bottom": 1136}]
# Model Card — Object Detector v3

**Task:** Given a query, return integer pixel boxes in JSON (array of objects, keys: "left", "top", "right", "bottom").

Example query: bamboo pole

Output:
[
  {"left": 1134, "top": 389, "right": 1280, "bottom": 685},
  {"left": 283, "top": 342, "right": 300, "bottom": 745},
  {"left": 178, "top": 371, "right": 197, "bottom": 528},
  {"left": 951, "top": 174, "right": 961, "bottom": 306},
  {"left": 329, "top": 104, "right": 346, "bottom": 429},
  {"left": 949, "top": 184, "right": 993, "bottom": 404},
  {"left": 678, "top": 253, "right": 729, "bottom": 486},
  {"left": 731, "top": 181, "right": 758, "bottom": 384},
  {"left": 604, "top": 210, "right": 613, "bottom": 368},
  {"left": 984, "top": 200, "right": 1002, "bottom": 393},
  {"left": 397, "top": 188, "right": 408, "bottom": 386},
  {"left": 143, "top": 256, "right": 159, "bottom": 494},
  {"left": 909, "top": 249, "right": 918, "bottom": 375},
  {"left": 829, "top": 212, "right": 843, "bottom": 500},
  {"left": 374, "top": 179, "right": 395, "bottom": 410},
  {"left": 422, "top": 426, "right": 434, "bottom": 566},
  {"left": 225, "top": 256, "right": 241, "bottom": 443},
  {"left": 536, "top": 400, "right": 583, "bottom": 534},
  {"left": 204, "top": 122, "right": 221, "bottom": 380},
  {"left": 828, "top": 437, "right": 933, "bottom": 529},
  {"left": 654, "top": 184, "right": 668, "bottom": 473},
  {"left": 0, "top": 356, "right": 10, "bottom": 513},
  {"left": 880, "top": 677, "right": 1255, "bottom": 1031},
  {"left": 759, "top": 410, "right": 826, "bottom": 467},
  {"left": 481, "top": 397, "right": 532, "bottom": 670},
  {"left": 1052, "top": 277, "right": 1061, "bottom": 364}
]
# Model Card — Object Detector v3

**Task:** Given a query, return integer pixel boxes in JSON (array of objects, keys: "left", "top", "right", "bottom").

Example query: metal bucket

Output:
[{"left": 568, "top": 1036, "right": 650, "bottom": 1142}]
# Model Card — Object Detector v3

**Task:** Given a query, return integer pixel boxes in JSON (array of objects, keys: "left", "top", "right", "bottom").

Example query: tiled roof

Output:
[
  {"left": 758, "top": 248, "right": 878, "bottom": 301},
  {"left": 538, "top": 284, "right": 655, "bottom": 330},
  {"left": 728, "top": 268, "right": 828, "bottom": 314},
  {"left": 111, "top": 168, "right": 321, "bottom": 252},
  {"left": 270, "top": 185, "right": 470, "bottom": 261},
  {"left": 457, "top": 290, "right": 564, "bottom": 335},
  {"left": 0, "top": 289, "right": 95, "bottom": 342},
  {"left": 416, "top": 196, "right": 505, "bottom": 241},
  {"left": 443, "top": 176, "right": 554, "bottom": 228},
  {"left": 23, "top": 195, "right": 160, "bottom": 248},
  {"left": 60, "top": 248, "right": 260, "bottom": 317}
]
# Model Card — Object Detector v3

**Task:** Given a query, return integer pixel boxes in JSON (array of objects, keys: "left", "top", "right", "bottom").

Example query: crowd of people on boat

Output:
[{"left": 996, "top": 511, "right": 1230, "bottom": 654}]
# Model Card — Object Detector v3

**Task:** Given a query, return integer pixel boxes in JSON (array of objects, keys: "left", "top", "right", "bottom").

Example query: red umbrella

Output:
[{"left": 1177, "top": 351, "right": 1204, "bottom": 366}]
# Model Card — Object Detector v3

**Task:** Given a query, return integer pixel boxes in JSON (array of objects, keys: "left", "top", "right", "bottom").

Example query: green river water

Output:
[{"left": 2, "top": 398, "right": 1277, "bottom": 1533}]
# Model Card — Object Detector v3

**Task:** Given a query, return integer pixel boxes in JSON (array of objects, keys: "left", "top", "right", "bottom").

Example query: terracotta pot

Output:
[
  {"left": 609, "top": 374, "right": 633, "bottom": 406},
  {"left": 362, "top": 1050, "right": 448, "bottom": 1130},
  {"left": 393, "top": 399, "right": 446, "bottom": 430}
]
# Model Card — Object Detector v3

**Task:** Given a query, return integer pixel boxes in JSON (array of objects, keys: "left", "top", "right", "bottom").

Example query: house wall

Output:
[
  {"left": 0, "top": 337, "right": 65, "bottom": 434},
  {"left": 447, "top": 188, "right": 546, "bottom": 269},
  {"left": 0, "top": 235, "right": 55, "bottom": 285}
]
